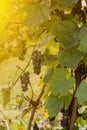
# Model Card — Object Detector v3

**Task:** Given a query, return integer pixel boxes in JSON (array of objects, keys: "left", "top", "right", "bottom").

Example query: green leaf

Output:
[
  {"left": 73, "top": 126, "right": 79, "bottom": 130},
  {"left": 58, "top": 49, "right": 82, "bottom": 68},
  {"left": 64, "top": 94, "right": 72, "bottom": 108},
  {"left": 56, "top": 0, "right": 79, "bottom": 8},
  {"left": 51, "top": 20, "right": 79, "bottom": 49},
  {"left": 45, "top": 95, "right": 64, "bottom": 117},
  {"left": 11, "top": 122, "right": 19, "bottom": 130},
  {"left": 83, "top": 53, "right": 87, "bottom": 66},
  {"left": 0, "top": 126, "right": 7, "bottom": 130},
  {"left": 11, "top": 122, "right": 26, "bottom": 130},
  {"left": 76, "top": 117, "right": 87, "bottom": 126},
  {"left": 42, "top": 53, "right": 57, "bottom": 65},
  {"left": 1, "top": 88, "right": 11, "bottom": 107},
  {"left": 75, "top": 80, "right": 87, "bottom": 104},
  {"left": 78, "top": 24, "right": 87, "bottom": 52},
  {"left": 41, "top": 0, "right": 51, "bottom": 7},
  {"left": 23, "top": 2, "right": 50, "bottom": 29},
  {"left": 49, "top": 68, "right": 74, "bottom": 95},
  {"left": 82, "top": 110, "right": 87, "bottom": 120},
  {"left": 43, "top": 68, "right": 54, "bottom": 83},
  {"left": 42, "top": 46, "right": 58, "bottom": 65}
]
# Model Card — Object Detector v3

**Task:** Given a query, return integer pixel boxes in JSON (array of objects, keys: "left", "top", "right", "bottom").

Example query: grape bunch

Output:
[
  {"left": 32, "top": 50, "right": 42, "bottom": 75},
  {"left": 33, "top": 122, "right": 39, "bottom": 130},
  {"left": 61, "top": 118, "right": 68, "bottom": 127},
  {"left": 60, "top": 107, "right": 69, "bottom": 127},
  {"left": 20, "top": 71, "right": 30, "bottom": 91}
]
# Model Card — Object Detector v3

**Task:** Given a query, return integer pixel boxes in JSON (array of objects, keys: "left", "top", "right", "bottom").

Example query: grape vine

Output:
[{"left": 1, "top": 0, "right": 87, "bottom": 130}]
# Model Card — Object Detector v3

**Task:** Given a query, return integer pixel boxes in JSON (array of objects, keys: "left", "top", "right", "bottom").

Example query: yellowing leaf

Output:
[
  {"left": 18, "top": 124, "right": 26, "bottom": 130},
  {"left": 23, "top": 2, "right": 50, "bottom": 29},
  {"left": 7, "top": 39, "right": 26, "bottom": 58}
]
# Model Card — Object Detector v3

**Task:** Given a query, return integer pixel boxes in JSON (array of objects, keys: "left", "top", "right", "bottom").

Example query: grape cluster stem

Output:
[{"left": 10, "top": 28, "right": 46, "bottom": 89}]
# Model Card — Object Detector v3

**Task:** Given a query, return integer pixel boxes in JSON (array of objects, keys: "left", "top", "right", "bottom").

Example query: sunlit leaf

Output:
[
  {"left": 22, "top": 108, "right": 30, "bottom": 118},
  {"left": 7, "top": 39, "right": 26, "bottom": 58},
  {"left": 76, "top": 117, "right": 87, "bottom": 126},
  {"left": 42, "top": 53, "right": 57, "bottom": 65},
  {"left": 56, "top": 0, "right": 79, "bottom": 8},
  {"left": 23, "top": 2, "right": 50, "bottom": 29},
  {"left": 41, "top": 0, "right": 51, "bottom": 7},
  {"left": 43, "top": 68, "right": 54, "bottom": 83},
  {"left": 11, "top": 122, "right": 26, "bottom": 130}
]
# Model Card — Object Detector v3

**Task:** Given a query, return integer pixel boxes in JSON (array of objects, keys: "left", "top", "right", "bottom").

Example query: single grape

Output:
[{"left": 32, "top": 50, "right": 42, "bottom": 75}]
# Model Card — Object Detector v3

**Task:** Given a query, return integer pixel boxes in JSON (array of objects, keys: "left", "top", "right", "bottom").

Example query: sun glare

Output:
[{"left": 0, "top": 0, "right": 14, "bottom": 21}]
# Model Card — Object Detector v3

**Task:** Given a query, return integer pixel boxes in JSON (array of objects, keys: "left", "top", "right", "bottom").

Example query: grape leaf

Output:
[
  {"left": 58, "top": 49, "right": 82, "bottom": 68},
  {"left": 82, "top": 110, "right": 87, "bottom": 120},
  {"left": 42, "top": 53, "right": 57, "bottom": 65},
  {"left": 75, "top": 80, "right": 87, "bottom": 104},
  {"left": 78, "top": 24, "right": 87, "bottom": 52},
  {"left": 56, "top": 0, "right": 79, "bottom": 8},
  {"left": 45, "top": 95, "right": 64, "bottom": 117},
  {"left": 7, "top": 39, "right": 26, "bottom": 58},
  {"left": 49, "top": 68, "right": 74, "bottom": 95},
  {"left": 51, "top": 20, "right": 79, "bottom": 49},
  {"left": 83, "top": 53, "right": 87, "bottom": 66},
  {"left": 23, "top": 2, "right": 50, "bottom": 30},
  {"left": 64, "top": 94, "right": 72, "bottom": 108},
  {"left": 11, "top": 122, "right": 26, "bottom": 130},
  {"left": 41, "top": 0, "right": 51, "bottom": 7},
  {"left": 43, "top": 68, "right": 54, "bottom": 83},
  {"left": 1, "top": 88, "right": 11, "bottom": 107},
  {"left": 76, "top": 117, "right": 87, "bottom": 127}
]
